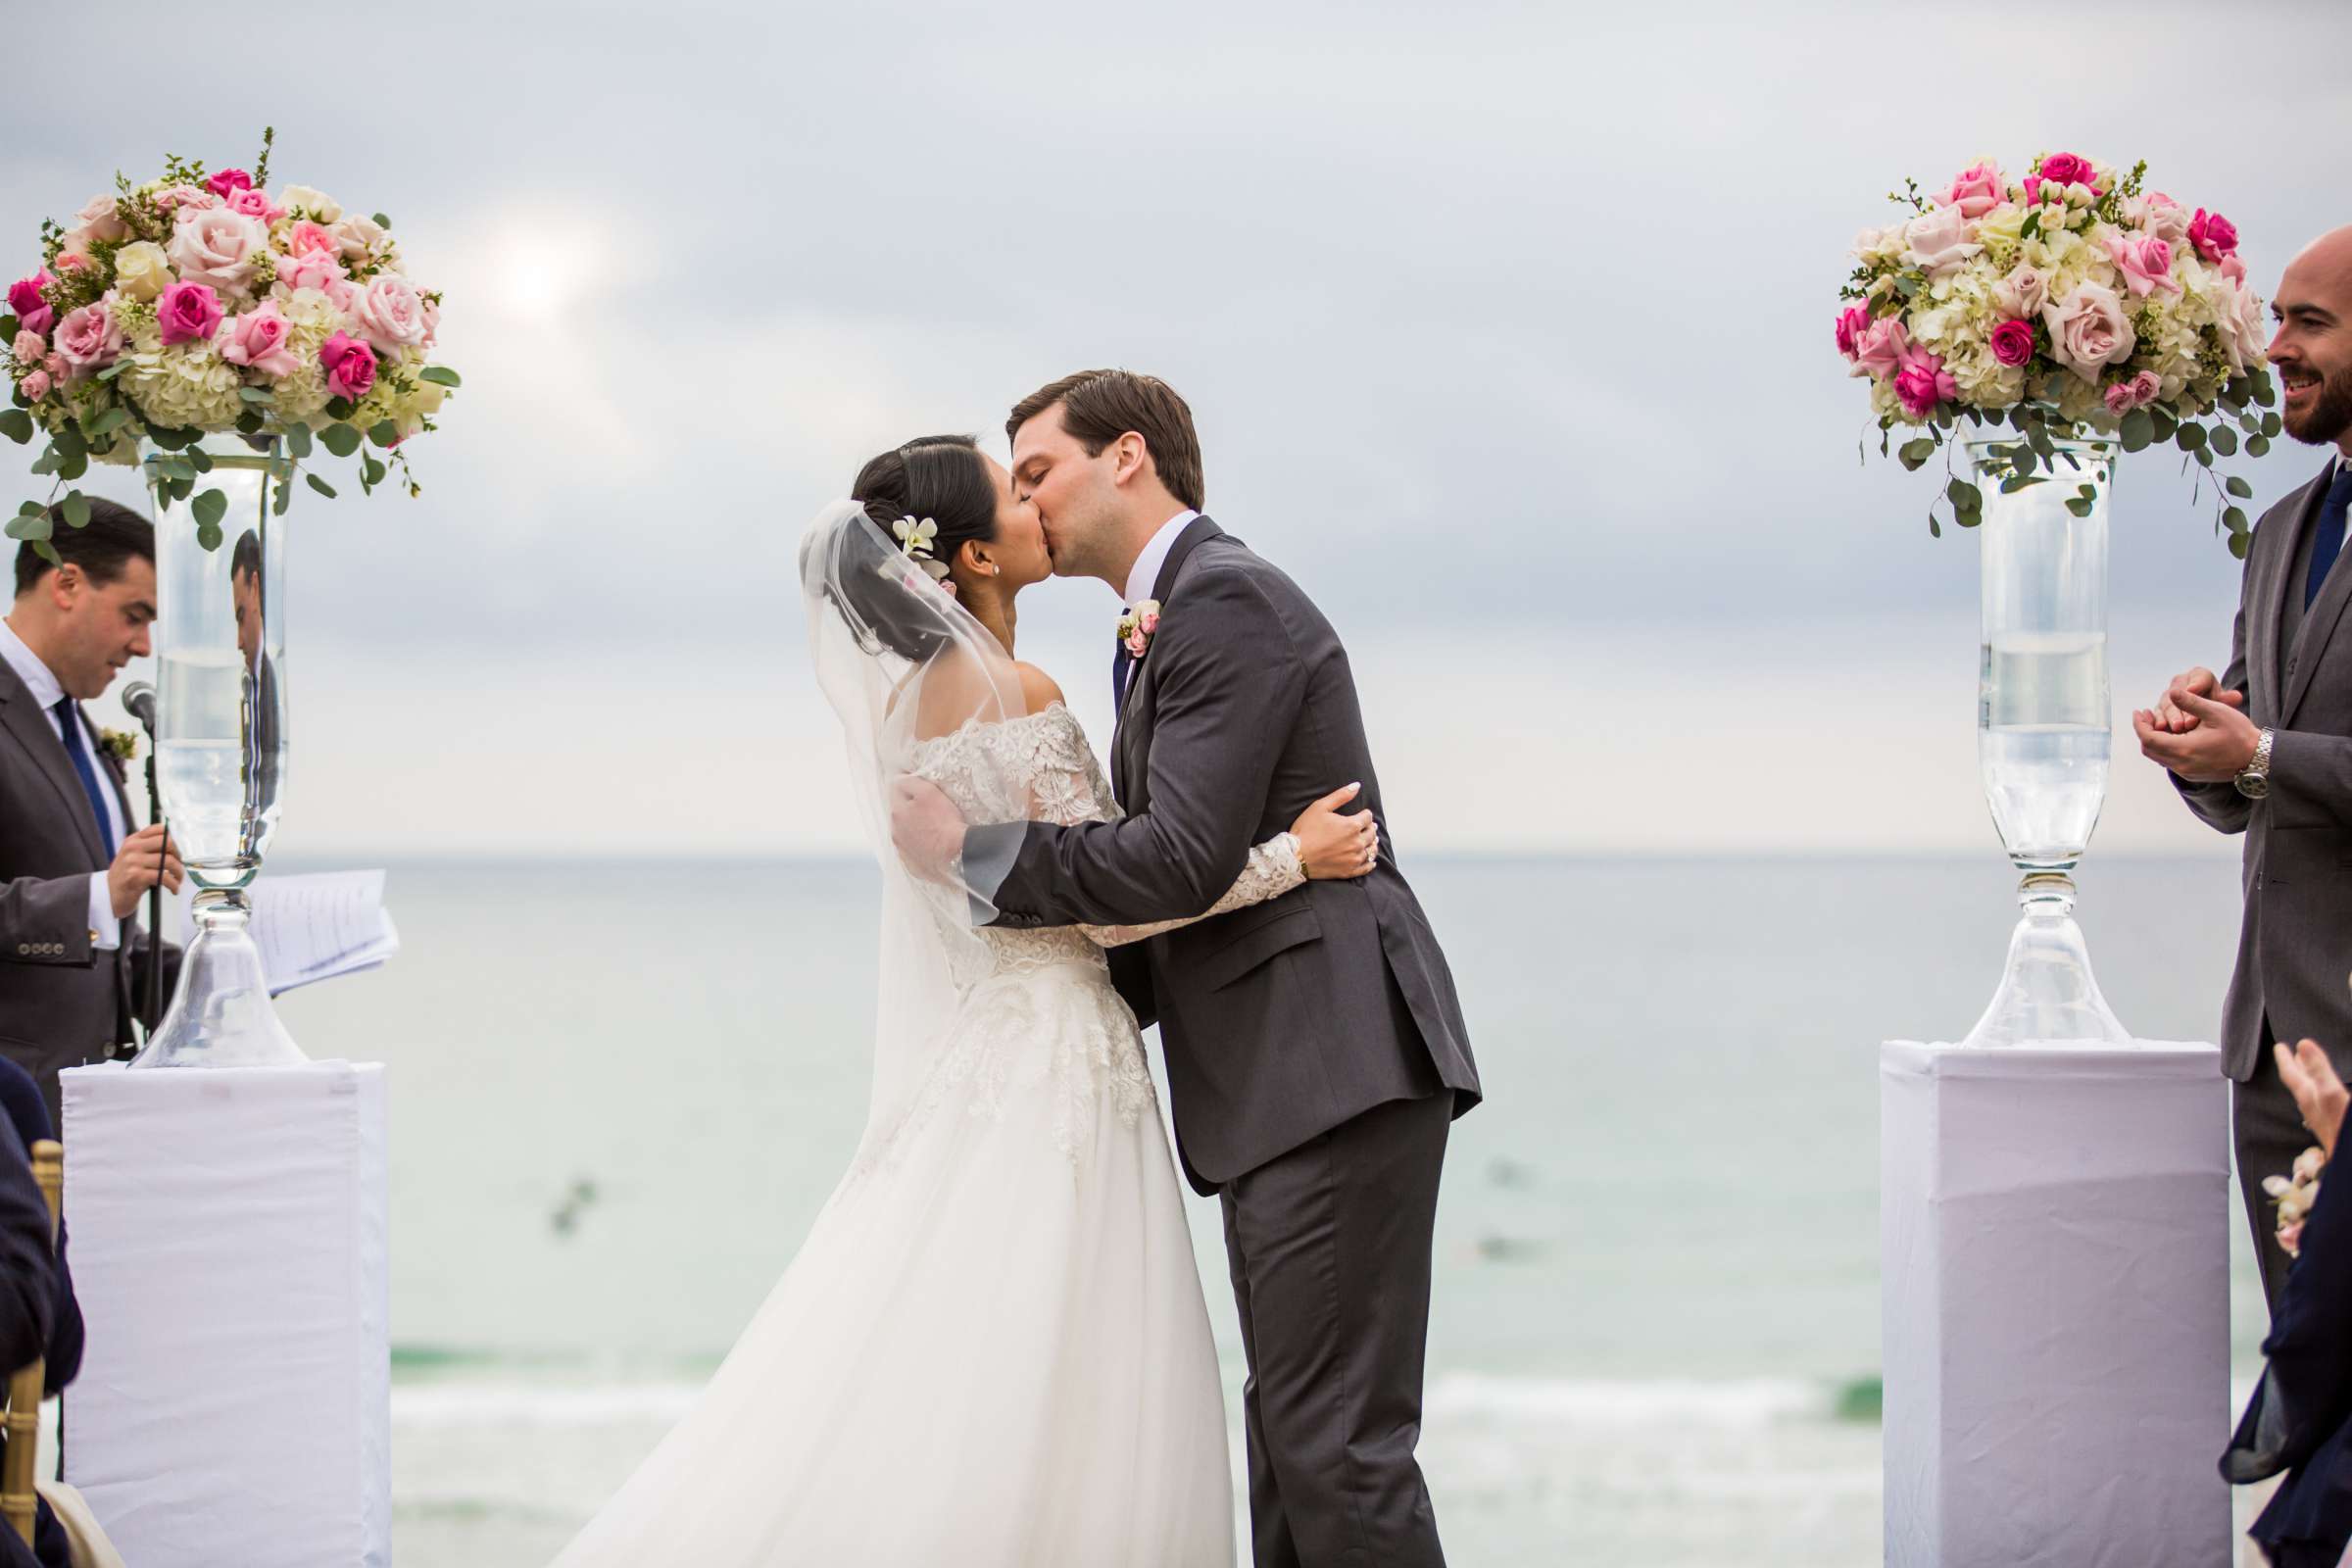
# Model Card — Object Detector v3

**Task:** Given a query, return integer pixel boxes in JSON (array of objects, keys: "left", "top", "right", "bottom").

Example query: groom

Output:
[{"left": 894, "top": 369, "right": 1479, "bottom": 1566}]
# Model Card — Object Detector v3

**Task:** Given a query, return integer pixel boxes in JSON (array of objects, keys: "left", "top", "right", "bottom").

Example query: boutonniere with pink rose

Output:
[{"left": 1117, "top": 599, "right": 1160, "bottom": 662}]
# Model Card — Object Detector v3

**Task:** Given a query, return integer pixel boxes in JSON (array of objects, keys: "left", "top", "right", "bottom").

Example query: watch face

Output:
[{"left": 2237, "top": 773, "right": 2271, "bottom": 800}]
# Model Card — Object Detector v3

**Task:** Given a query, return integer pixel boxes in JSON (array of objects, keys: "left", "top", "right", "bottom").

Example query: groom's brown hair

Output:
[{"left": 1007, "top": 369, "right": 1204, "bottom": 511}]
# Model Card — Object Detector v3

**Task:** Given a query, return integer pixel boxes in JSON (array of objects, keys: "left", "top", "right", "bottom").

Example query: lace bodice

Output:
[{"left": 906, "top": 704, "right": 1304, "bottom": 982}]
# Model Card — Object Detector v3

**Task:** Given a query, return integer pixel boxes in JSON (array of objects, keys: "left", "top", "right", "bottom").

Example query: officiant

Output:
[
  {"left": 0, "top": 500, "right": 181, "bottom": 1124},
  {"left": 2136, "top": 225, "right": 2352, "bottom": 1311}
]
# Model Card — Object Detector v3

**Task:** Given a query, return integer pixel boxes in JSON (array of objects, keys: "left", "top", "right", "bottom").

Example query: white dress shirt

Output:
[
  {"left": 0, "top": 616, "right": 124, "bottom": 949},
  {"left": 1123, "top": 510, "right": 1200, "bottom": 609}
]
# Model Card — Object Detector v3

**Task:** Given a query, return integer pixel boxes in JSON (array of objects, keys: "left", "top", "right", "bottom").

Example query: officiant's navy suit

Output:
[{"left": 969, "top": 514, "right": 1477, "bottom": 1568}]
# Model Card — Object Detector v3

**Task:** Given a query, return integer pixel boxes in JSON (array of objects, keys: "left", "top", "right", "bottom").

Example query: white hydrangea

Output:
[{"left": 119, "top": 338, "right": 244, "bottom": 430}]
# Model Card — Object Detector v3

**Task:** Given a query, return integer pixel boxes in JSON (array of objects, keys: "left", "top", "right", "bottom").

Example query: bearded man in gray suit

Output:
[
  {"left": 894, "top": 370, "right": 1478, "bottom": 1568},
  {"left": 0, "top": 499, "right": 181, "bottom": 1124},
  {"left": 2137, "top": 225, "right": 2352, "bottom": 1310}
]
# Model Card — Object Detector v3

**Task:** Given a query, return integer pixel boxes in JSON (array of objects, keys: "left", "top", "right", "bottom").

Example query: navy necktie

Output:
[
  {"left": 51, "top": 696, "right": 115, "bottom": 859},
  {"left": 2304, "top": 463, "right": 2352, "bottom": 611},
  {"left": 1112, "top": 635, "right": 1134, "bottom": 710}
]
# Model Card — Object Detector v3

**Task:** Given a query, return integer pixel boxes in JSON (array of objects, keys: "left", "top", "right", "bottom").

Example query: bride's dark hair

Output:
[{"left": 837, "top": 435, "right": 999, "bottom": 662}]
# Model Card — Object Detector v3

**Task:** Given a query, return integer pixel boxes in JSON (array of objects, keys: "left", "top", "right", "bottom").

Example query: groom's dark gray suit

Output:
[{"left": 967, "top": 514, "right": 1478, "bottom": 1567}]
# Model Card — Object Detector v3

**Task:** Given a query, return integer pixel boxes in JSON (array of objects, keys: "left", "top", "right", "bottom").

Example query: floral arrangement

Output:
[
  {"left": 2264, "top": 1147, "right": 2325, "bottom": 1259},
  {"left": 1839, "top": 152, "right": 2276, "bottom": 555},
  {"left": 1117, "top": 599, "right": 1160, "bottom": 662},
  {"left": 2, "top": 129, "right": 459, "bottom": 561}
]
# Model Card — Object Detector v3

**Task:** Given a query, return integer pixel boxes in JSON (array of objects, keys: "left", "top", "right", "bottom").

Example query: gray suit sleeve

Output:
[
  {"left": 2172, "top": 583, "right": 2255, "bottom": 835},
  {"left": 0, "top": 873, "right": 97, "bottom": 966},
  {"left": 970, "top": 567, "right": 1308, "bottom": 927}
]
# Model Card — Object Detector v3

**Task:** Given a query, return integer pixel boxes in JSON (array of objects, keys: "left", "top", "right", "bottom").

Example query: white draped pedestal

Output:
[
  {"left": 58, "top": 1060, "right": 390, "bottom": 1568},
  {"left": 1881, "top": 1040, "right": 2231, "bottom": 1568}
]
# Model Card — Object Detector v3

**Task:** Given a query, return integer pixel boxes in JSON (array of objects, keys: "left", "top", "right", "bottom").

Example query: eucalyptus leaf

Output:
[
  {"left": 284, "top": 424, "right": 313, "bottom": 460},
  {"left": 30, "top": 541, "right": 57, "bottom": 568},
  {"left": 2212, "top": 426, "right": 2239, "bottom": 457},
  {"left": 2000, "top": 474, "right": 2049, "bottom": 494},
  {"left": 306, "top": 472, "right": 336, "bottom": 499},
  {"left": 2263, "top": 412, "right": 2283, "bottom": 438},
  {"left": 2249, "top": 434, "right": 2272, "bottom": 458},
  {"left": 196, "top": 522, "right": 222, "bottom": 552},
  {"left": 186, "top": 447, "right": 213, "bottom": 472},
  {"left": 2195, "top": 446, "right": 2214, "bottom": 467},
  {"left": 362, "top": 454, "right": 385, "bottom": 487},
  {"left": 2225, "top": 476, "right": 2253, "bottom": 499},
  {"left": 92, "top": 361, "right": 125, "bottom": 382},
  {"left": 367, "top": 419, "right": 399, "bottom": 449},
  {"left": 60, "top": 491, "right": 87, "bottom": 529},
  {"left": 417, "top": 367, "right": 461, "bottom": 388},
  {"left": 2178, "top": 424, "right": 2207, "bottom": 451},
  {"left": 236, "top": 386, "right": 274, "bottom": 405},
  {"left": 0, "top": 410, "right": 31, "bottom": 445},
  {"left": 1897, "top": 437, "right": 1935, "bottom": 472},
  {"left": 190, "top": 488, "right": 227, "bottom": 529},
  {"left": 2230, "top": 530, "right": 2251, "bottom": 561},
  {"left": 318, "top": 423, "right": 362, "bottom": 458},
  {"left": 2226, "top": 507, "right": 2250, "bottom": 533},
  {"left": 2065, "top": 497, "right": 2093, "bottom": 517},
  {"left": 3, "top": 512, "right": 50, "bottom": 542},
  {"left": 2253, "top": 377, "right": 2278, "bottom": 409},
  {"left": 57, "top": 451, "right": 85, "bottom": 482},
  {"left": 81, "top": 407, "right": 128, "bottom": 439}
]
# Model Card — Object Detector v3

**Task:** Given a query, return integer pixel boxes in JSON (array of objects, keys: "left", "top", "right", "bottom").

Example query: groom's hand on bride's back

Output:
[{"left": 889, "top": 776, "right": 965, "bottom": 881}]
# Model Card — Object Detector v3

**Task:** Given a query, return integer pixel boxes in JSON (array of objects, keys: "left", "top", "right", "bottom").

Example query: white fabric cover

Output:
[
  {"left": 59, "top": 1061, "right": 389, "bottom": 1568},
  {"left": 1881, "top": 1041, "right": 2230, "bottom": 1568}
]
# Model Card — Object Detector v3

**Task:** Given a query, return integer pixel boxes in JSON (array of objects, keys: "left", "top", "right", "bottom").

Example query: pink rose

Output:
[
  {"left": 40, "top": 354, "right": 61, "bottom": 381},
  {"left": 284, "top": 220, "right": 340, "bottom": 260},
  {"left": 2189, "top": 209, "right": 2238, "bottom": 263},
  {"left": 1853, "top": 317, "right": 1910, "bottom": 380},
  {"left": 354, "top": 274, "right": 427, "bottom": 355},
  {"left": 150, "top": 183, "right": 218, "bottom": 214},
  {"left": 219, "top": 301, "right": 300, "bottom": 377},
  {"left": 1137, "top": 609, "right": 1159, "bottom": 636},
  {"left": 1902, "top": 205, "right": 1983, "bottom": 276},
  {"left": 20, "top": 369, "right": 48, "bottom": 402},
  {"left": 167, "top": 208, "right": 268, "bottom": 294},
  {"left": 2042, "top": 282, "right": 2136, "bottom": 382},
  {"left": 53, "top": 252, "right": 90, "bottom": 273},
  {"left": 1936, "top": 160, "right": 2008, "bottom": 220},
  {"left": 319, "top": 331, "right": 377, "bottom": 401},
  {"left": 2220, "top": 254, "right": 2248, "bottom": 285},
  {"left": 419, "top": 295, "right": 439, "bottom": 348},
  {"left": 274, "top": 248, "right": 349, "bottom": 298},
  {"left": 1893, "top": 348, "right": 1957, "bottom": 417},
  {"left": 8, "top": 271, "right": 54, "bottom": 338},
  {"left": 2036, "top": 152, "right": 2097, "bottom": 189},
  {"left": 2131, "top": 193, "right": 2191, "bottom": 248},
  {"left": 69, "top": 194, "right": 128, "bottom": 248},
  {"left": 1988, "top": 318, "right": 2036, "bottom": 368},
  {"left": 156, "top": 280, "right": 225, "bottom": 346},
  {"left": 2103, "top": 370, "right": 2162, "bottom": 416},
  {"left": 221, "top": 186, "right": 285, "bottom": 224},
  {"left": 206, "top": 169, "right": 253, "bottom": 200},
  {"left": 11, "top": 329, "right": 42, "bottom": 364},
  {"left": 1124, "top": 629, "right": 1149, "bottom": 659},
  {"left": 52, "top": 301, "right": 123, "bottom": 378},
  {"left": 1993, "top": 264, "right": 2050, "bottom": 318},
  {"left": 2104, "top": 232, "right": 2180, "bottom": 298},
  {"left": 1834, "top": 304, "right": 1872, "bottom": 361}
]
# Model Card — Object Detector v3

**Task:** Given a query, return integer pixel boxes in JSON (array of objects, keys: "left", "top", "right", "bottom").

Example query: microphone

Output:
[{"left": 122, "top": 681, "right": 158, "bottom": 735}]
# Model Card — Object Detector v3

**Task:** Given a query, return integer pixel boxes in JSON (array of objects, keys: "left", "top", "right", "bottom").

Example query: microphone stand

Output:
[{"left": 141, "top": 745, "right": 164, "bottom": 1033}]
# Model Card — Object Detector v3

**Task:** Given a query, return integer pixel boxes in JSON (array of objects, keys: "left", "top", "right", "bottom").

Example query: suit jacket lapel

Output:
[
  {"left": 0, "top": 660, "right": 106, "bottom": 864},
  {"left": 1110, "top": 515, "right": 1224, "bottom": 809},
  {"left": 2280, "top": 468, "right": 2346, "bottom": 722}
]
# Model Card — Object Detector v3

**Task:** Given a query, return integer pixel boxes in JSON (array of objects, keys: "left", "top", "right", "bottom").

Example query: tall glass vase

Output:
[
  {"left": 1960, "top": 434, "right": 2131, "bottom": 1049},
  {"left": 131, "top": 434, "right": 303, "bottom": 1067}
]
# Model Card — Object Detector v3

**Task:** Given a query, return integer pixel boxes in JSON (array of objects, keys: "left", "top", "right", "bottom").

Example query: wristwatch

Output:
[{"left": 2235, "top": 727, "right": 2276, "bottom": 799}]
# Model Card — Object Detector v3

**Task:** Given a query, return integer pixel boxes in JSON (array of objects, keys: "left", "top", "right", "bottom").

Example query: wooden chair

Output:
[{"left": 2, "top": 1139, "right": 63, "bottom": 1546}]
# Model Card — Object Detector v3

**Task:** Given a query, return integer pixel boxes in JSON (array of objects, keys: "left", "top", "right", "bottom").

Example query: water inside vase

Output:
[{"left": 1979, "top": 629, "right": 2109, "bottom": 870}]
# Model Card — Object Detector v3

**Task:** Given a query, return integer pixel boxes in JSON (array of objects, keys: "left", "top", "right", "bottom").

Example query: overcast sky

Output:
[{"left": 7, "top": 0, "right": 2349, "bottom": 858}]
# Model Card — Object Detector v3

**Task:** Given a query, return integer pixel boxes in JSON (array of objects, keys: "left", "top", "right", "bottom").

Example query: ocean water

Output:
[{"left": 262, "top": 852, "right": 2264, "bottom": 1565}]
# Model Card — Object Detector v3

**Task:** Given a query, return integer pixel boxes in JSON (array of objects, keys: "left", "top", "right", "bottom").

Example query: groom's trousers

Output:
[{"left": 1219, "top": 1087, "right": 1451, "bottom": 1568}]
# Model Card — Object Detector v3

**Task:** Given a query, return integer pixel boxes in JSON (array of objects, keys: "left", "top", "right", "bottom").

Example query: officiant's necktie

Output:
[
  {"left": 52, "top": 696, "right": 115, "bottom": 859},
  {"left": 2304, "top": 463, "right": 2352, "bottom": 611}
]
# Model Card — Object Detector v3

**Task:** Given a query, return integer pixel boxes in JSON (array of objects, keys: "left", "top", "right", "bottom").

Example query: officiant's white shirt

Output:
[
  {"left": 0, "top": 615, "right": 124, "bottom": 948},
  {"left": 1124, "top": 510, "right": 1200, "bottom": 608}
]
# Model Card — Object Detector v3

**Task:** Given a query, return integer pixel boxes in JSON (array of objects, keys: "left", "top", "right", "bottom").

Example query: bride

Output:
[{"left": 549, "top": 435, "right": 1378, "bottom": 1566}]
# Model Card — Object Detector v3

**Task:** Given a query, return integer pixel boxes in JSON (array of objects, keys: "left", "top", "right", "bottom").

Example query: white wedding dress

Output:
[{"left": 551, "top": 702, "right": 1301, "bottom": 1567}]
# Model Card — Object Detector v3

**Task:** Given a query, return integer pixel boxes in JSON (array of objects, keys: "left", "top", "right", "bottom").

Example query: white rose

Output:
[
  {"left": 2211, "top": 277, "right": 2268, "bottom": 375},
  {"left": 330, "top": 213, "right": 388, "bottom": 264},
  {"left": 277, "top": 186, "right": 341, "bottom": 223},
  {"left": 111, "top": 241, "right": 173, "bottom": 303},
  {"left": 166, "top": 209, "right": 269, "bottom": 295},
  {"left": 1852, "top": 224, "right": 1906, "bottom": 266},
  {"left": 2042, "top": 282, "right": 2137, "bottom": 384},
  {"left": 1903, "top": 206, "right": 1984, "bottom": 276},
  {"left": 354, "top": 275, "right": 427, "bottom": 355}
]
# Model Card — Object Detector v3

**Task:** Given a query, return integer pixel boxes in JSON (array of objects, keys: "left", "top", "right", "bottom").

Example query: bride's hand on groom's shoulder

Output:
[{"left": 1294, "top": 784, "right": 1380, "bottom": 881}]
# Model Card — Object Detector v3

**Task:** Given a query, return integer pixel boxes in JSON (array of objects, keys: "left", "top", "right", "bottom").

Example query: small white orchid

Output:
[{"left": 892, "top": 515, "right": 950, "bottom": 581}]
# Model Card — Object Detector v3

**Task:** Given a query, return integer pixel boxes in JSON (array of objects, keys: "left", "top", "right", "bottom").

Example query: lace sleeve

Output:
[{"left": 1080, "top": 833, "right": 1304, "bottom": 949}]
